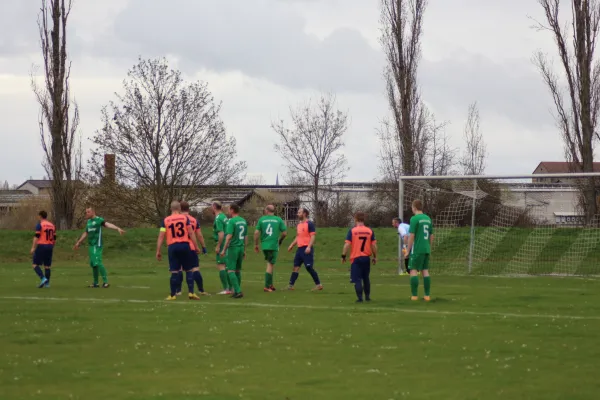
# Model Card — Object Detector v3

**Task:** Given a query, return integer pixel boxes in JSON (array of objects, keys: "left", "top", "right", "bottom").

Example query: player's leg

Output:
[
  {"left": 305, "top": 249, "right": 323, "bottom": 291},
  {"left": 43, "top": 246, "right": 53, "bottom": 288},
  {"left": 409, "top": 255, "right": 421, "bottom": 300},
  {"left": 363, "top": 259, "right": 371, "bottom": 301},
  {"left": 32, "top": 246, "right": 47, "bottom": 287},
  {"left": 350, "top": 261, "right": 363, "bottom": 302},
  {"left": 216, "top": 244, "right": 231, "bottom": 294},
  {"left": 235, "top": 248, "right": 243, "bottom": 288},
  {"left": 166, "top": 246, "right": 180, "bottom": 300},
  {"left": 263, "top": 250, "right": 273, "bottom": 291},
  {"left": 88, "top": 247, "right": 100, "bottom": 288},
  {"left": 95, "top": 247, "right": 109, "bottom": 288},
  {"left": 267, "top": 250, "right": 278, "bottom": 291},
  {"left": 288, "top": 248, "right": 303, "bottom": 289},
  {"left": 225, "top": 249, "right": 242, "bottom": 297},
  {"left": 404, "top": 257, "right": 410, "bottom": 274},
  {"left": 176, "top": 268, "right": 183, "bottom": 296},
  {"left": 422, "top": 255, "right": 431, "bottom": 301},
  {"left": 189, "top": 250, "right": 206, "bottom": 295}
]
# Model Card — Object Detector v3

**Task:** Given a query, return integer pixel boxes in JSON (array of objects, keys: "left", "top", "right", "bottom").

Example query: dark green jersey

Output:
[
  {"left": 225, "top": 215, "right": 248, "bottom": 248},
  {"left": 256, "top": 215, "right": 287, "bottom": 251},
  {"left": 409, "top": 213, "right": 433, "bottom": 255},
  {"left": 85, "top": 216, "right": 106, "bottom": 247},
  {"left": 213, "top": 212, "right": 228, "bottom": 242}
]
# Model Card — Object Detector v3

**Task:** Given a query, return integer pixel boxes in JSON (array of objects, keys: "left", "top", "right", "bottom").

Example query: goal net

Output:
[{"left": 399, "top": 173, "right": 600, "bottom": 276}]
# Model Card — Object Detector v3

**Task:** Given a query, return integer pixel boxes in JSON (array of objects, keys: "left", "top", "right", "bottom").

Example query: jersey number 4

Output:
[
  {"left": 168, "top": 222, "right": 186, "bottom": 238},
  {"left": 265, "top": 224, "right": 273, "bottom": 236}
]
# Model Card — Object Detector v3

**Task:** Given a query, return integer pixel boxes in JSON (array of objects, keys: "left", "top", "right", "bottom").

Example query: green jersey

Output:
[
  {"left": 85, "top": 216, "right": 106, "bottom": 247},
  {"left": 256, "top": 215, "right": 287, "bottom": 251},
  {"left": 225, "top": 215, "right": 248, "bottom": 248},
  {"left": 409, "top": 213, "right": 433, "bottom": 255},
  {"left": 213, "top": 212, "right": 228, "bottom": 242}
]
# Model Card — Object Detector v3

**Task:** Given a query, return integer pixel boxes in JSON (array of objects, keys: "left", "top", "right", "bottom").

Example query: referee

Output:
[{"left": 392, "top": 217, "right": 410, "bottom": 274}]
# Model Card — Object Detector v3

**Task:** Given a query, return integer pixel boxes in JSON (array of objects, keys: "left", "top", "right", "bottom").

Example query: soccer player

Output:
[
  {"left": 74, "top": 207, "right": 125, "bottom": 288},
  {"left": 393, "top": 217, "right": 410, "bottom": 275},
  {"left": 181, "top": 201, "right": 208, "bottom": 296},
  {"left": 406, "top": 199, "right": 434, "bottom": 301},
  {"left": 30, "top": 210, "right": 55, "bottom": 288},
  {"left": 287, "top": 208, "right": 323, "bottom": 291},
  {"left": 220, "top": 203, "right": 247, "bottom": 298},
  {"left": 254, "top": 204, "right": 287, "bottom": 292},
  {"left": 156, "top": 201, "right": 202, "bottom": 301},
  {"left": 212, "top": 201, "right": 232, "bottom": 295},
  {"left": 342, "top": 211, "right": 377, "bottom": 303}
]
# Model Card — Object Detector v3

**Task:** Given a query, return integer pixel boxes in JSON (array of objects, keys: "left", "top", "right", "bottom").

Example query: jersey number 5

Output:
[
  {"left": 168, "top": 222, "right": 186, "bottom": 238},
  {"left": 424, "top": 225, "right": 430, "bottom": 240}
]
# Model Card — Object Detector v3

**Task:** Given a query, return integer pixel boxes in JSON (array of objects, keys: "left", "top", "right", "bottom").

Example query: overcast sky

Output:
[{"left": 0, "top": 0, "right": 568, "bottom": 186}]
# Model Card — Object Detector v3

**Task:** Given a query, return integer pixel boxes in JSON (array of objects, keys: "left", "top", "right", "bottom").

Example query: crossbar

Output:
[{"left": 399, "top": 172, "right": 600, "bottom": 181}]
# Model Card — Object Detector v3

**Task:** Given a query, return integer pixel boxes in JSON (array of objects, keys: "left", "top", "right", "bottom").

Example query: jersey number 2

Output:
[
  {"left": 168, "top": 222, "right": 186, "bottom": 238},
  {"left": 239, "top": 226, "right": 246, "bottom": 240}
]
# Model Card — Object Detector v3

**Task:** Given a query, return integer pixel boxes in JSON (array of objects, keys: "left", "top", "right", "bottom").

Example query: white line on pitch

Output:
[{"left": 1, "top": 296, "right": 599, "bottom": 321}]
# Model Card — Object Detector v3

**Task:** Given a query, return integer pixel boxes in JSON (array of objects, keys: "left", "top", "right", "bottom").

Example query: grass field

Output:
[{"left": 1, "top": 228, "right": 600, "bottom": 399}]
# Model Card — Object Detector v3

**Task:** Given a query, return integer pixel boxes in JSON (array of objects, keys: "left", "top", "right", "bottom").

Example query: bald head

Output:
[
  {"left": 170, "top": 201, "right": 181, "bottom": 212},
  {"left": 265, "top": 204, "right": 275, "bottom": 215}
]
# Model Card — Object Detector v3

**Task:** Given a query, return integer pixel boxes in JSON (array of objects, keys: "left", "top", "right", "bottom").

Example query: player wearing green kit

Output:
[
  {"left": 407, "top": 199, "right": 434, "bottom": 301},
  {"left": 220, "top": 203, "right": 247, "bottom": 298},
  {"left": 254, "top": 204, "right": 287, "bottom": 292},
  {"left": 212, "top": 201, "right": 232, "bottom": 295},
  {"left": 74, "top": 207, "right": 125, "bottom": 288}
]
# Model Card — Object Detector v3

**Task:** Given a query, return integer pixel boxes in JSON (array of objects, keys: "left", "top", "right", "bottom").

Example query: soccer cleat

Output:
[
  {"left": 88, "top": 284, "right": 100, "bottom": 288},
  {"left": 231, "top": 292, "right": 244, "bottom": 299},
  {"left": 38, "top": 277, "right": 48, "bottom": 288},
  {"left": 410, "top": 296, "right": 418, "bottom": 301},
  {"left": 423, "top": 296, "right": 431, "bottom": 302},
  {"left": 199, "top": 291, "right": 211, "bottom": 296},
  {"left": 263, "top": 287, "right": 273, "bottom": 292},
  {"left": 365, "top": 297, "right": 371, "bottom": 302},
  {"left": 356, "top": 299, "right": 364, "bottom": 303},
  {"left": 287, "top": 285, "right": 295, "bottom": 291},
  {"left": 44, "top": 283, "right": 50, "bottom": 288},
  {"left": 175, "top": 291, "right": 182, "bottom": 296},
  {"left": 217, "top": 290, "right": 230, "bottom": 295},
  {"left": 102, "top": 283, "right": 110, "bottom": 288},
  {"left": 188, "top": 293, "right": 201, "bottom": 300},
  {"left": 165, "top": 295, "right": 177, "bottom": 301},
  {"left": 311, "top": 284, "right": 324, "bottom": 291},
  {"left": 269, "top": 285, "right": 277, "bottom": 291}
]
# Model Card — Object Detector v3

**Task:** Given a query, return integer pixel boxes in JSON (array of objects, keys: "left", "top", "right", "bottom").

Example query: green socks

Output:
[
  {"left": 236, "top": 270, "right": 242, "bottom": 286},
  {"left": 92, "top": 266, "right": 99, "bottom": 285},
  {"left": 228, "top": 272, "right": 241, "bottom": 294},
  {"left": 98, "top": 264, "right": 108, "bottom": 284},
  {"left": 219, "top": 270, "right": 229, "bottom": 290},
  {"left": 265, "top": 272, "right": 273, "bottom": 288},
  {"left": 410, "top": 276, "right": 419, "bottom": 296},
  {"left": 423, "top": 276, "right": 431, "bottom": 296}
]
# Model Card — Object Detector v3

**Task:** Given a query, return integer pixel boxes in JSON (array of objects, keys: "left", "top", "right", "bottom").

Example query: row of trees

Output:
[{"left": 29, "top": 0, "right": 599, "bottom": 228}]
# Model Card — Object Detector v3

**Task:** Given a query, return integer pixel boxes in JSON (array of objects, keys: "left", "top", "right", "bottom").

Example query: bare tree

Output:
[
  {"left": 272, "top": 93, "right": 348, "bottom": 223},
  {"left": 89, "top": 58, "right": 246, "bottom": 225},
  {"left": 2, "top": 181, "right": 9, "bottom": 190},
  {"left": 459, "top": 102, "right": 486, "bottom": 175},
  {"left": 380, "top": 0, "right": 428, "bottom": 176},
  {"left": 533, "top": 0, "right": 600, "bottom": 219},
  {"left": 31, "top": 0, "right": 82, "bottom": 229}
]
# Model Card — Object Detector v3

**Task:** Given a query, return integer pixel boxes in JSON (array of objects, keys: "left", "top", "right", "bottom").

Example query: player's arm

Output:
[
  {"left": 407, "top": 233, "right": 415, "bottom": 255},
  {"left": 341, "top": 229, "right": 352, "bottom": 263},
  {"left": 221, "top": 234, "right": 232, "bottom": 255},
  {"left": 278, "top": 220, "right": 288, "bottom": 246},
  {"left": 253, "top": 228, "right": 260, "bottom": 253},
  {"left": 372, "top": 242, "right": 378, "bottom": 261},
  {"left": 156, "top": 230, "right": 166, "bottom": 261},
  {"left": 287, "top": 237, "right": 297, "bottom": 252},
  {"left": 74, "top": 231, "right": 87, "bottom": 249},
  {"left": 306, "top": 221, "right": 316, "bottom": 253},
  {"left": 104, "top": 221, "right": 125, "bottom": 235},
  {"left": 244, "top": 233, "right": 248, "bottom": 258},
  {"left": 31, "top": 224, "right": 41, "bottom": 254},
  {"left": 195, "top": 228, "right": 207, "bottom": 253},
  {"left": 187, "top": 224, "right": 200, "bottom": 253}
]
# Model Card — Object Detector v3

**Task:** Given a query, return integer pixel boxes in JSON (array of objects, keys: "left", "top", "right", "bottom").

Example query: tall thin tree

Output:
[
  {"left": 31, "top": 0, "right": 81, "bottom": 229},
  {"left": 460, "top": 102, "right": 487, "bottom": 175},
  {"left": 379, "top": 0, "right": 428, "bottom": 176},
  {"left": 533, "top": 0, "right": 600, "bottom": 219}
]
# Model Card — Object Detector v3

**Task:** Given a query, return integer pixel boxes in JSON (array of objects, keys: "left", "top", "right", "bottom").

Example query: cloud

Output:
[{"left": 95, "top": 0, "right": 384, "bottom": 94}]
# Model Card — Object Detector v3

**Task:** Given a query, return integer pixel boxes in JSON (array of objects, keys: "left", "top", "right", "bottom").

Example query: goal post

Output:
[{"left": 398, "top": 172, "right": 600, "bottom": 276}]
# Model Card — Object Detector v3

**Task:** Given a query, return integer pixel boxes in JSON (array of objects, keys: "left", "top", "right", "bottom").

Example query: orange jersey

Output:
[
  {"left": 345, "top": 225, "right": 376, "bottom": 262},
  {"left": 185, "top": 215, "right": 199, "bottom": 251},
  {"left": 161, "top": 214, "right": 191, "bottom": 246},
  {"left": 35, "top": 220, "right": 56, "bottom": 245},
  {"left": 296, "top": 220, "right": 316, "bottom": 247}
]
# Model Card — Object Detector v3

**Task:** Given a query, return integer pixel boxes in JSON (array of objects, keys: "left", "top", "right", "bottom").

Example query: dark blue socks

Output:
[
  {"left": 306, "top": 267, "right": 321, "bottom": 285},
  {"left": 33, "top": 266, "right": 44, "bottom": 279},
  {"left": 193, "top": 270, "right": 204, "bottom": 292},
  {"left": 169, "top": 273, "right": 178, "bottom": 296},
  {"left": 289, "top": 271, "right": 299, "bottom": 286}
]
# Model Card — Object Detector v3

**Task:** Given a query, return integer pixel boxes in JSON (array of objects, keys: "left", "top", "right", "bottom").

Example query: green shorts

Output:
[
  {"left": 263, "top": 250, "right": 279, "bottom": 265},
  {"left": 409, "top": 253, "right": 430, "bottom": 271},
  {"left": 89, "top": 246, "right": 104, "bottom": 268},
  {"left": 225, "top": 247, "right": 244, "bottom": 271},
  {"left": 216, "top": 242, "right": 226, "bottom": 265}
]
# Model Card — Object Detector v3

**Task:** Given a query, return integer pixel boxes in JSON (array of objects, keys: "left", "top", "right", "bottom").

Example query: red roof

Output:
[{"left": 534, "top": 162, "right": 600, "bottom": 173}]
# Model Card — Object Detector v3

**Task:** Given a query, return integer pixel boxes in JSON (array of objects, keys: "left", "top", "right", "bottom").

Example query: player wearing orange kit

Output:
[
  {"left": 31, "top": 211, "right": 56, "bottom": 288},
  {"left": 287, "top": 207, "right": 322, "bottom": 291},
  {"left": 342, "top": 212, "right": 377, "bottom": 303}
]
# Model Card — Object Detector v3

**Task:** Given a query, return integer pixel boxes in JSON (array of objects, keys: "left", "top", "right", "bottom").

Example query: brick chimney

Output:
[{"left": 104, "top": 154, "right": 116, "bottom": 183}]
